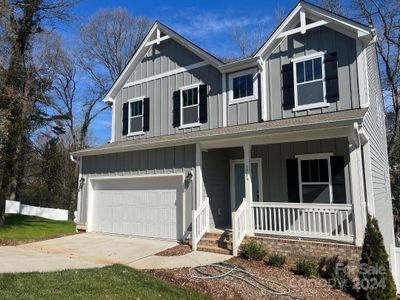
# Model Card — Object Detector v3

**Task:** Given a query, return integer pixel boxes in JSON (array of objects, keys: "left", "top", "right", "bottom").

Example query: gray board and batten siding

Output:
[
  {"left": 78, "top": 145, "right": 196, "bottom": 235},
  {"left": 113, "top": 25, "right": 360, "bottom": 144},
  {"left": 264, "top": 25, "right": 360, "bottom": 121},
  {"left": 202, "top": 138, "right": 351, "bottom": 229},
  {"left": 114, "top": 39, "right": 224, "bottom": 142}
]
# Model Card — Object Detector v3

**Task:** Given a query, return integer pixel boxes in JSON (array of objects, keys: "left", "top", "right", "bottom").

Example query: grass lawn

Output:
[
  {"left": 0, "top": 214, "right": 75, "bottom": 243},
  {"left": 0, "top": 265, "right": 211, "bottom": 300}
]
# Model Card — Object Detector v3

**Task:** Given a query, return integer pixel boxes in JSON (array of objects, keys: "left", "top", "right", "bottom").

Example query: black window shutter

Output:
[
  {"left": 199, "top": 84, "right": 208, "bottom": 123},
  {"left": 286, "top": 159, "right": 300, "bottom": 203},
  {"left": 330, "top": 156, "right": 346, "bottom": 204},
  {"left": 324, "top": 53, "right": 339, "bottom": 102},
  {"left": 172, "top": 90, "right": 181, "bottom": 127},
  {"left": 122, "top": 102, "right": 129, "bottom": 135},
  {"left": 143, "top": 97, "right": 150, "bottom": 132},
  {"left": 282, "top": 63, "right": 295, "bottom": 109}
]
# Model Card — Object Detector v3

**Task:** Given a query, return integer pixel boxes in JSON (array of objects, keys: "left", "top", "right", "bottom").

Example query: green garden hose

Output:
[{"left": 189, "top": 262, "right": 302, "bottom": 299}]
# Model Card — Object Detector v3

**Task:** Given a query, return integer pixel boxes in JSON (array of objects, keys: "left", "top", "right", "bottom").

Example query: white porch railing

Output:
[
  {"left": 251, "top": 202, "right": 354, "bottom": 242},
  {"left": 192, "top": 197, "right": 210, "bottom": 251},
  {"left": 232, "top": 199, "right": 248, "bottom": 256}
]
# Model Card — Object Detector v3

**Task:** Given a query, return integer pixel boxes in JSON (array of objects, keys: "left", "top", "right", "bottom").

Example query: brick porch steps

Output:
[{"left": 196, "top": 230, "right": 233, "bottom": 255}]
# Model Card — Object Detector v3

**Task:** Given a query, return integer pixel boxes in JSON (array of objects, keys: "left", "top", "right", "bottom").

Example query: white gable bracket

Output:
[
  {"left": 277, "top": 16, "right": 329, "bottom": 39},
  {"left": 145, "top": 29, "right": 170, "bottom": 47}
]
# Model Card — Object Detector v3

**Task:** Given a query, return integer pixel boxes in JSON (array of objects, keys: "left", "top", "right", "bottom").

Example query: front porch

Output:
[{"left": 191, "top": 130, "right": 368, "bottom": 255}]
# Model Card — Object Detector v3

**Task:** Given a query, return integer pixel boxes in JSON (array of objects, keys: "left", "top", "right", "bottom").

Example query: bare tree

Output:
[
  {"left": 78, "top": 8, "right": 151, "bottom": 87},
  {"left": 317, "top": 0, "right": 345, "bottom": 15},
  {"left": 232, "top": 20, "right": 268, "bottom": 59},
  {"left": 354, "top": 0, "right": 400, "bottom": 160},
  {"left": 73, "top": 8, "right": 151, "bottom": 147},
  {"left": 0, "top": 0, "right": 76, "bottom": 225}
]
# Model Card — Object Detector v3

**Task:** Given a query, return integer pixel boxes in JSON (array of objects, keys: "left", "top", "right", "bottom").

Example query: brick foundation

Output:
[{"left": 245, "top": 235, "right": 361, "bottom": 278}]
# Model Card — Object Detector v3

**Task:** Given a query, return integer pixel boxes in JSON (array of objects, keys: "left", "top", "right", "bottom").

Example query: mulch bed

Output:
[
  {"left": 155, "top": 244, "right": 193, "bottom": 256},
  {"left": 145, "top": 257, "right": 354, "bottom": 300}
]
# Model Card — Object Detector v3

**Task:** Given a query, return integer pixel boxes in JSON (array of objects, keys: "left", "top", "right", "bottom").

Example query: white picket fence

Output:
[{"left": 5, "top": 200, "right": 69, "bottom": 221}]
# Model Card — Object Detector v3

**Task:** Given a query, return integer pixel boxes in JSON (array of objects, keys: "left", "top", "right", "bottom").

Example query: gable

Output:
[
  {"left": 126, "top": 38, "right": 204, "bottom": 85},
  {"left": 255, "top": 1, "right": 373, "bottom": 59}
]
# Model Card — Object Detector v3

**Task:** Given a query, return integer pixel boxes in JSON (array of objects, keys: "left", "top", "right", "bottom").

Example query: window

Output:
[
  {"left": 128, "top": 98, "right": 143, "bottom": 134},
  {"left": 180, "top": 84, "right": 200, "bottom": 127},
  {"left": 293, "top": 53, "right": 327, "bottom": 110},
  {"left": 229, "top": 69, "right": 258, "bottom": 104},
  {"left": 297, "top": 154, "right": 333, "bottom": 204},
  {"left": 233, "top": 74, "right": 253, "bottom": 99}
]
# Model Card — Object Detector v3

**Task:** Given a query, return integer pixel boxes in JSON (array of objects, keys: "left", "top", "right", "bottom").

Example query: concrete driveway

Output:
[{"left": 0, "top": 233, "right": 231, "bottom": 273}]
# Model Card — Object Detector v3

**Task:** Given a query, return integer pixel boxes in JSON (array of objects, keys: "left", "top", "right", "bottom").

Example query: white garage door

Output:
[{"left": 90, "top": 176, "right": 183, "bottom": 240}]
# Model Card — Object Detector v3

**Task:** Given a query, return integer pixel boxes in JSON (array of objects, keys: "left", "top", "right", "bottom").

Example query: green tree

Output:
[
  {"left": 0, "top": 0, "right": 75, "bottom": 225},
  {"left": 359, "top": 215, "right": 396, "bottom": 299}
]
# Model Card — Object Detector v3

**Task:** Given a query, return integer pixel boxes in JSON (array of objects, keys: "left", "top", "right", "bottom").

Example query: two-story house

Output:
[{"left": 71, "top": 1, "right": 396, "bottom": 269}]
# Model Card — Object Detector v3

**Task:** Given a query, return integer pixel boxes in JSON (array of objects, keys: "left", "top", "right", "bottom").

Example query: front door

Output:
[{"left": 230, "top": 159, "right": 262, "bottom": 211}]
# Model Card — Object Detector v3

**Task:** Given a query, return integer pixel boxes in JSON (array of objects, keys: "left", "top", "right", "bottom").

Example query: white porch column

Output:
[
  {"left": 243, "top": 144, "right": 254, "bottom": 235},
  {"left": 349, "top": 141, "right": 367, "bottom": 246},
  {"left": 195, "top": 144, "right": 203, "bottom": 209}
]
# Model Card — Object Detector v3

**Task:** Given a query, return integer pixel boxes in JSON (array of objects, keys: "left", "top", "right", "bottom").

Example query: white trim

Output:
[
  {"left": 255, "top": 2, "right": 372, "bottom": 58},
  {"left": 195, "top": 144, "right": 203, "bottom": 209},
  {"left": 295, "top": 152, "right": 334, "bottom": 160},
  {"left": 124, "top": 61, "right": 208, "bottom": 89},
  {"left": 356, "top": 40, "right": 370, "bottom": 108},
  {"left": 296, "top": 153, "right": 334, "bottom": 204},
  {"left": 179, "top": 83, "right": 201, "bottom": 129},
  {"left": 128, "top": 97, "right": 145, "bottom": 135},
  {"left": 145, "top": 35, "right": 170, "bottom": 47},
  {"left": 222, "top": 73, "right": 227, "bottom": 127},
  {"left": 292, "top": 103, "right": 330, "bottom": 112},
  {"left": 277, "top": 20, "right": 329, "bottom": 39},
  {"left": 104, "top": 21, "right": 222, "bottom": 102},
  {"left": 291, "top": 51, "right": 327, "bottom": 63},
  {"left": 228, "top": 68, "right": 259, "bottom": 105},
  {"left": 109, "top": 97, "right": 115, "bottom": 142},
  {"left": 230, "top": 158, "right": 263, "bottom": 214},
  {"left": 258, "top": 59, "right": 268, "bottom": 121},
  {"left": 293, "top": 53, "right": 328, "bottom": 111}
]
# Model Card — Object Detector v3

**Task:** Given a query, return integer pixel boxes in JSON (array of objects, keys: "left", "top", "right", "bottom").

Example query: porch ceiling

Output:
[{"left": 72, "top": 109, "right": 367, "bottom": 156}]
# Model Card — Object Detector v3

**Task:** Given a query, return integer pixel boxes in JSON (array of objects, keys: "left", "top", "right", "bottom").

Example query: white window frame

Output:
[
  {"left": 292, "top": 52, "right": 329, "bottom": 112},
  {"left": 127, "top": 97, "right": 145, "bottom": 136},
  {"left": 179, "top": 83, "right": 201, "bottom": 129},
  {"left": 228, "top": 68, "right": 258, "bottom": 104},
  {"left": 295, "top": 153, "right": 333, "bottom": 204}
]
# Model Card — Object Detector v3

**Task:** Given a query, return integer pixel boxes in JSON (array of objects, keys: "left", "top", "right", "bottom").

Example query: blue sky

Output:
[{"left": 62, "top": 0, "right": 301, "bottom": 145}]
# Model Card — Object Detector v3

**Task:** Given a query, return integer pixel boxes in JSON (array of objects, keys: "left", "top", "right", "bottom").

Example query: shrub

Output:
[
  {"left": 267, "top": 254, "right": 287, "bottom": 267},
  {"left": 296, "top": 258, "right": 318, "bottom": 277},
  {"left": 239, "top": 240, "right": 267, "bottom": 261},
  {"left": 358, "top": 215, "right": 397, "bottom": 300},
  {"left": 319, "top": 256, "right": 353, "bottom": 293}
]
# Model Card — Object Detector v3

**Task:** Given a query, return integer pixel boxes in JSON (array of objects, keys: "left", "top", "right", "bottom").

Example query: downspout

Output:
[{"left": 70, "top": 154, "right": 82, "bottom": 227}]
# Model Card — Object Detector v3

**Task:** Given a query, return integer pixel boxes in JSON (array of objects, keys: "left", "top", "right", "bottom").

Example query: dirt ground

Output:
[
  {"left": 155, "top": 244, "right": 193, "bottom": 256},
  {"left": 145, "top": 257, "right": 355, "bottom": 300}
]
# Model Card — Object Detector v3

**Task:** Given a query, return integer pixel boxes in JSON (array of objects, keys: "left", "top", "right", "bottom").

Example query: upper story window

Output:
[
  {"left": 292, "top": 53, "right": 328, "bottom": 111},
  {"left": 128, "top": 98, "right": 144, "bottom": 135},
  {"left": 181, "top": 84, "right": 200, "bottom": 127},
  {"left": 229, "top": 68, "right": 258, "bottom": 104}
]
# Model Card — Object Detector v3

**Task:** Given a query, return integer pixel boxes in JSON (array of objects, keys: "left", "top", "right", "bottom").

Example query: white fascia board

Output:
[
  {"left": 218, "top": 57, "right": 259, "bottom": 73},
  {"left": 255, "top": 1, "right": 373, "bottom": 58},
  {"left": 157, "top": 23, "right": 222, "bottom": 68},
  {"left": 104, "top": 22, "right": 223, "bottom": 102},
  {"left": 103, "top": 22, "right": 159, "bottom": 102}
]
